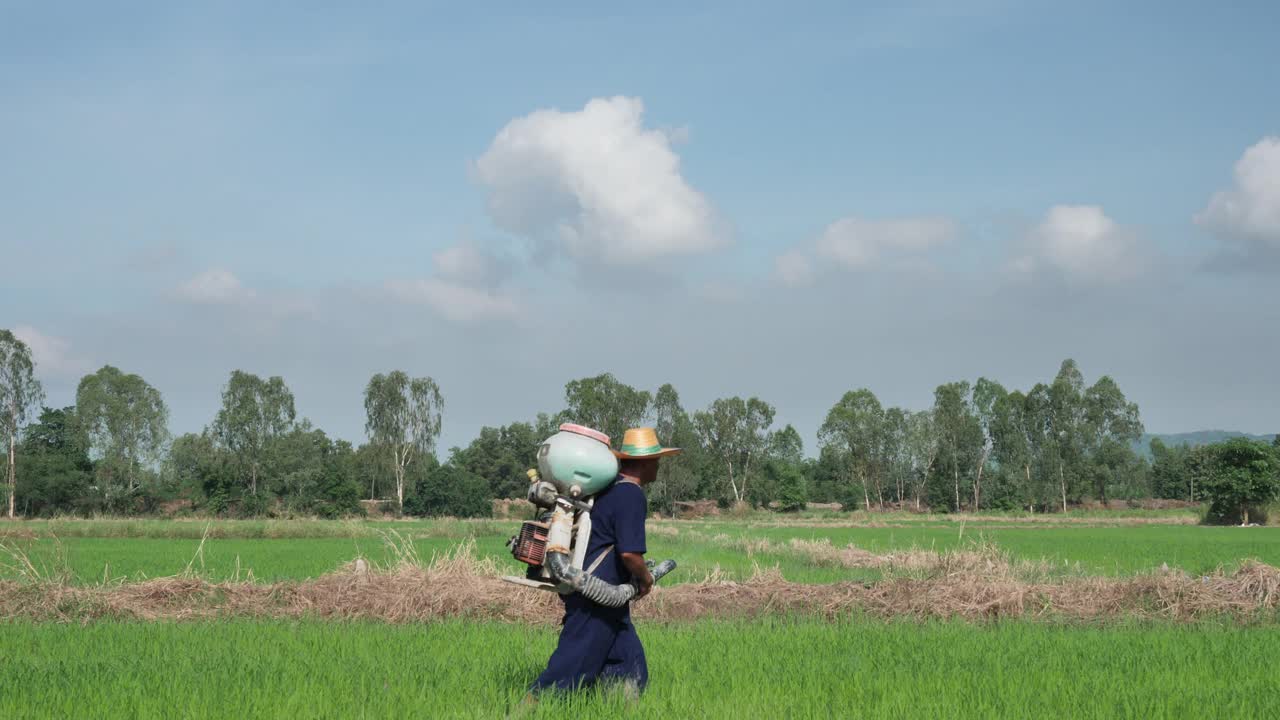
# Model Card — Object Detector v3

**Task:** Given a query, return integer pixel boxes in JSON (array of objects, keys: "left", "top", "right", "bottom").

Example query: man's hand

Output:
[{"left": 620, "top": 551, "right": 654, "bottom": 600}]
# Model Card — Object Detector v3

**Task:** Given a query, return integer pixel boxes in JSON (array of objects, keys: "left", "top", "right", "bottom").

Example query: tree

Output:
[
  {"left": 1199, "top": 438, "right": 1280, "bottom": 525},
  {"left": 818, "top": 390, "right": 885, "bottom": 511},
  {"left": 76, "top": 365, "right": 169, "bottom": 504},
  {"left": 931, "top": 382, "right": 981, "bottom": 512},
  {"left": 694, "top": 396, "right": 775, "bottom": 505},
  {"left": 971, "top": 378, "right": 1006, "bottom": 510},
  {"left": 881, "top": 408, "right": 910, "bottom": 506},
  {"left": 267, "top": 423, "right": 362, "bottom": 518},
  {"left": 1, "top": 330, "right": 44, "bottom": 518},
  {"left": 649, "top": 384, "right": 702, "bottom": 515},
  {"left": 768, "top": 424, "right": 805, "bottom": 466},
  {"left": 563, "top": 373, "right": 651, "bottom": 442},
  {"left": 1047, "top": 360, "right": 1088, "bottom": 512},
  {"left": 16, "top": 406, "right": 92, "bottom": 516},
  {"left": 990, "top": 390, "right": 1034, "bottom": 509},
  {"left": 768, "top": 460, "right": 809, "bottom": 512},
  {"left": 749, "top": 425, "right": 805, "bottom": 509},
  {"left": 904, "top": 410, "right": 938, "bottom": 510},
  {"left": 450, "top": 421, "right": 541, "bottom": 498},
  {"left": 405, "top": 464, "right": 492, "bottom": 518},
  {"left": 1083, "top": 375, "right": 1144, "bottom": 504},
  {"left": 364, "top": 371, "right": 443, "bottom": 511},
  {"left": 212, "top": 371, "right": 296, "bottom": 497},
  {"left": 1149, "top": 438, "right": 1194, "bottom": 501}
]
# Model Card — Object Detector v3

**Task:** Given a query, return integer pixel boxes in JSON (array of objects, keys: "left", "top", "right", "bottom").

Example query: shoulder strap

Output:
[{"left": 585, "top": 545, "right": 614, "bottom": 575}]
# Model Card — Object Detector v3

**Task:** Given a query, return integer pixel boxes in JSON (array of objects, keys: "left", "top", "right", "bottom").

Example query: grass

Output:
[
  {"left": 2, "top": 618, "right": 1278, "bottom": 719},
  {"left": 4, "top": 515, "right": 1280, "bottom": 585}
]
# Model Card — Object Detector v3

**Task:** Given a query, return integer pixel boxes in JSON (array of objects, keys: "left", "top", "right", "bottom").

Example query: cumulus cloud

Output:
[
  {"left": 384, "top": 241, "right": 523, "bottom": 324},
  {"left": 772, "top": 215, "right": 954, "bottom": 286},
  {"left": 12, "top": 325, "right": 92, "bottom": 379},
  {"left": 176, "top": 269, "right": 255, "bottom": 304},
  {"left": 473, "top": 96, "right": 726, "bottom": 266},
  {"left": 1008, "top": 206, "right": 1147, "bottom": 283},
  {"left": 1195, "top": 137, "right": 1280, "bottom": 251},
  {"left": 815, "top": 216, "right": 956, "bottom": 269},
  {"left": 774, "top": 250, "right": 815, "bottom": 287},
  {"left": 385, "top": 278, "right": 522, "bottom": 324},
  {"left": 432, "top": 242, "right": 512, "bottom": 287}
]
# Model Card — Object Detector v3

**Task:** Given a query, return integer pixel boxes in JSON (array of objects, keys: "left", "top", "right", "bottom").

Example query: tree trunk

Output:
[
  {"left": 1059, "top": 462, "right": 1067, "bottom": 514},
  {"left": 1243, "top": 506, "right": 1250, "bottom": 526},
  {"left": 862, "top": 468, "right": 870, "bottom": 511},
  {"left": 7, "top": 431, "right": 15, "bottom": 519},
  {"left": 396, "top": 465, "right": 405, "bottom": 511},
  {"left": 974, "top": 447, "right": 990, "bottom": 512},
  {"left": 251, "top": 464, "right": 258, "bottom": 496},
  {"left": 727, "top": 460, "right": 741, "bottom": 503},
  {"left": 953, "top": 464, "right": 960, "bottom": 513}
]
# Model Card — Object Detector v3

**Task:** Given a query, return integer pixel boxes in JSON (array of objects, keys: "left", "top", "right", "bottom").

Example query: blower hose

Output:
[{"left": 544, "top": 551, "right": 677, "bottom": 608}]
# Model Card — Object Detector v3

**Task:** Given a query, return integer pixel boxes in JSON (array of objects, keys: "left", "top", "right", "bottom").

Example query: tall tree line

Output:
[{"left": 2, "top": 327, "right": 1249, "bottom": 518}]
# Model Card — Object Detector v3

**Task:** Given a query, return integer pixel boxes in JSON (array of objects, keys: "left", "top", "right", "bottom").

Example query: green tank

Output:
[{"left": 536, "top": 423, "right": 619, "bottom": 497}]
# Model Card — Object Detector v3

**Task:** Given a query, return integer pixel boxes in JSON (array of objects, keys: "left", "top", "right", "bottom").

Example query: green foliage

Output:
[
  {"left": 562, "top": 372, "right": 652, "bottom": 443},
  {"left": 767, "top": 460, "right": 809, "bottom": 512},
  {"left": 1198, "top": 438, "right": 1280, "bottom": 525},
  {"left": 212, "top": 370, "right": 296, "bottom": 496},
  {"left": 1149, "top": 437, "right": 1197, "bottom": 501},
  {"left": 449, "top": 421, "right": 541, "bottom": 498},
  {"left": 694, "top": 396, "right": 775, "bottom": 504},
  {"left": 1, "top": 329, "right": 45, "bottom": 517},
  {"left": 930, "top": 381, "right": 981, "bottom": 512},
  {"left": 404, "top": 464, "right": 492, "bottom": 518},
  {"left": 74, "top": 365, "right": 169, "bottom": 508},
  {"left": 363, "top": 370, "right": 444, "bottom": 510},
  {"left": 14, "top": 407, "right": 93, "bottom": 516}
]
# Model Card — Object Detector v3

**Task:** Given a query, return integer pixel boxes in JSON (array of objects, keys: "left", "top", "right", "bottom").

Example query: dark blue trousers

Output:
[{"left": 530, "top": 595, "right": 648, "bottom": 694}]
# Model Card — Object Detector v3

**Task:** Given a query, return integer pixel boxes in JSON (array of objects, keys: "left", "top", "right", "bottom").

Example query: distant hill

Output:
[{"left": 1133, "top": 431, "right": 1277, "bottom": 459}]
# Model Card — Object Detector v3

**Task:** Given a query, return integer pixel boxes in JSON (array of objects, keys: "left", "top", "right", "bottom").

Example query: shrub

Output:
[
  {"left": 768, "top": 461, "right": 809, "bottom": 512},
  {"left": 1199, "top": 439, "right": 1280, "bottom": 526},
  {"left": 404, "top": 465, "right": 492, "bottom": 518}
]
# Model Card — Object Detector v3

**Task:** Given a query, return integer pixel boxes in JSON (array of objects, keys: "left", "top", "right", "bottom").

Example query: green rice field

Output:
[
  {"left": 3, "top": 618, "right": 1277, "bottom": 719},
  {"left": 3, "top": 514, "right": 1280, "bottom": 584},
  {"left": 4, "top": 514, "right": 1280, "bottom": 718}
]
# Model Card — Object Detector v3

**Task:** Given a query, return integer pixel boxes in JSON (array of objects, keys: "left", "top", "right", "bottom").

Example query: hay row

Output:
[{"left": 2, "top": 540, "right": 1278, "bottom": 625}]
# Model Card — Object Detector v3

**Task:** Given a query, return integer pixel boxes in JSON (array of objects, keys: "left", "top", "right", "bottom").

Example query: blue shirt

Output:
[{"left": 582, "top": 477, "right": 647, "bottom": 586}]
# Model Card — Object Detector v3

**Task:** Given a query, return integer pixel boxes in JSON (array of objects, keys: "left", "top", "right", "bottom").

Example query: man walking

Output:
[{"left": 527, "top": 427, "right": 680, "bottom": 699}]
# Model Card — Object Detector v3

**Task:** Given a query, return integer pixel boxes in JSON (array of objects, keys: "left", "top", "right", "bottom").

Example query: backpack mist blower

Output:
[{"left": 501, "top": 423, "right": 677, "bottom": 606}]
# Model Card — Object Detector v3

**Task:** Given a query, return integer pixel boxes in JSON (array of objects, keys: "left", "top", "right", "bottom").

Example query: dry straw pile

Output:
[{"left": 3, "top": 533, "right": 1279, "bottom": 625}]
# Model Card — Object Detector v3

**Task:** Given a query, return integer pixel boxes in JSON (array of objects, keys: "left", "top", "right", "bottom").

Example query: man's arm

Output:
[{"left": 620, "top": 552, "right": 654, "bottom": 598}]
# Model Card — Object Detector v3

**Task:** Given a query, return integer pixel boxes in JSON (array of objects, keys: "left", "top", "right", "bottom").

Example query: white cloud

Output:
[
  {"left": 772, "top": 215, "right": 954, "bottom": 286},
  {"left": 774, "top": 250, "right": 815, "bottom": 287},
  {"left": 1195, "top": 137, "right": 1280, "bottom": 249},
  {"left": 12, "top": 325, "right": 92, "bottom": 379},
  {"left": 432, "top": 243, "right": 510, "bottom": 287},
  {"left": 1011, "top": 205, "right": 1144, "bottom": 283},
  {"left": 177, "top": 269, "right": 255, "bottom": 304},
  {"left": 815, "top": 216, "right": 956, "bottom": 269},
  {"left": 385, "top": 278, "right": 522, "bottom": 324},
  {"left": 473, "top": 96, "right": 726, "bottom": 266}
]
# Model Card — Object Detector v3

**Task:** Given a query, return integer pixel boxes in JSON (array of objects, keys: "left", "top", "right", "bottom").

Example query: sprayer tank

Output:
[{"left": 537, "top": 424, "right": 619, "bottom": 497}]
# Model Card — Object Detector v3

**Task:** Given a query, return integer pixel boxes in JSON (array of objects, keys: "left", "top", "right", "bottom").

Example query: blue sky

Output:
[{"left": 3, "top": 1, "right": 1279, "bottom": 452}]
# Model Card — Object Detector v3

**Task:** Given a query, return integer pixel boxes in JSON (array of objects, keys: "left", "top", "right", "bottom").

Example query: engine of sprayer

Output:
[{"left": 501, "top": 423, "right": 676, "bottom": 607}]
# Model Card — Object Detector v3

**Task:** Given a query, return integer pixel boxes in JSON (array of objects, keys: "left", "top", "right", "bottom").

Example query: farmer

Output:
[{"left": 526, "top": 427, "right": 681, "bottom": 699}]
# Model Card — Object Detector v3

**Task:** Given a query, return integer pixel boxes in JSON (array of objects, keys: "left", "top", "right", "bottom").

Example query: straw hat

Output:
[{"left": 613, "top": 427, "right": 682, "bottom": 459}]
